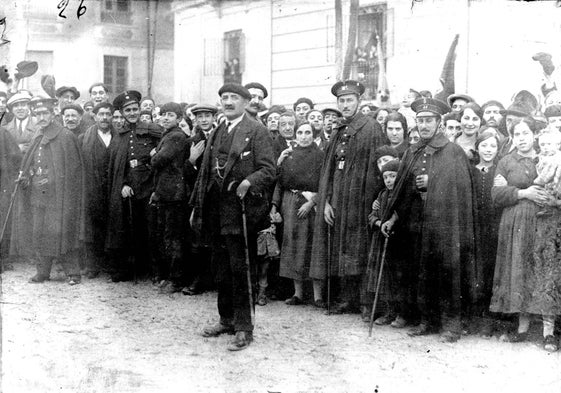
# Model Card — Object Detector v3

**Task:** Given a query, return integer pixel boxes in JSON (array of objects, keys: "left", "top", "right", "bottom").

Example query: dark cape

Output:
[
  {"left": 79, "top": 125, "right": 115, "bottom": 244},
  {"left": 105, "top": 122, "right": 161, "bottom": 251},
  {"left": 385, "top": 132, "right": 477, "bottom": 314},
  {"left": 10, "top": 122, "right": 85, "bottom": 257},
  {"left": 0, "top": 129, "right": 22, "bottom": 245},
  {"left": 309, "top": 112, "right": 384, "bottom": 279}
]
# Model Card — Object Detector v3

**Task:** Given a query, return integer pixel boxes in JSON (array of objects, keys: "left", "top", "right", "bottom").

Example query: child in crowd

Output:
[{"left": 534, "top": 129, "right": 561, "bottom": 216}]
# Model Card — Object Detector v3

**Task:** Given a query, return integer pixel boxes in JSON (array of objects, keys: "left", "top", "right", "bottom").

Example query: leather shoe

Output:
[
  {"left": 374, "top": 314, "right": 393, "bottom": 326},
  {"left": 227, "top": 331, "right": 253, "bottom": 351},
  {"left": 67, "top": 276, "right": 81, "bottom": 286},
  {"left": 29, "top": 274, "right": 49, "bottom": 283},
  {"left": 500, "top": 331, "right": 528, "bottom": 343},
  {"left": 314, "top": 299, "right": 327, "bottom": 309},
  {"left": 285, "top": 296, "right": 303, "bottom": 305},
  {"left": 201, "top": 323, "right": 235, "bottom": 337},
  {"left": 391, "top": 316, "right": 407, "bottom": 328},
  {"left": 407, "top": 323, "right": 438, "bottom": 337}
]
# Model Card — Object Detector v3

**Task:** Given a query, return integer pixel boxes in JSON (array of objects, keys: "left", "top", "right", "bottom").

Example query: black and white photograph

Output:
[{"left": 1, "top": 0, "right": 561, "bottom": 392}]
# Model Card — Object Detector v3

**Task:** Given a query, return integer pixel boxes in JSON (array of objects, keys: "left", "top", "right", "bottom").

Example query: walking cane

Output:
[
  {"left": 368, "top": 236, "right": 389, "bottom": 337},
  {"left": 326, "top": 224, "right": 332, "bottom": 315},
  {"left": 127, "top": 197, "right": 138, "bottom": 284},
  {"left": 0, "top": 171, "right": 23, "bottom": 244},
  {"left": 228, "top": 180, "right": 255, "bottom": 327}
]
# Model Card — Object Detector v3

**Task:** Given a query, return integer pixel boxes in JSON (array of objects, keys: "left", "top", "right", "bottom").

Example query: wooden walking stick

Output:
[
  {"left": 327, "top": 224, "right": 332, "bottom": 315},
  {"left": 127, "top": 197, "right": 138, "bottom": 284},
  {"left": 369, "top": 236, "right": 389, "bottom": 337}
]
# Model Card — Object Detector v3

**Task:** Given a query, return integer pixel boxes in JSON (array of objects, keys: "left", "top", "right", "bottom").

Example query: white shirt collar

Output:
[{"left": 227, "top": 113, "right": 245, "bottom": 133}]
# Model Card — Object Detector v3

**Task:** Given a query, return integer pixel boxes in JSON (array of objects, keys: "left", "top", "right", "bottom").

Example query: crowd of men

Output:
[{"left": 1, "top": 52, "right": 561, "bottom": 352}]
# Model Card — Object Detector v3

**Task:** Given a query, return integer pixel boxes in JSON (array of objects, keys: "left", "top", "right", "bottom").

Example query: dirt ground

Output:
[{"left": 1, "top": 262, "right": 560, "bottom": 393}]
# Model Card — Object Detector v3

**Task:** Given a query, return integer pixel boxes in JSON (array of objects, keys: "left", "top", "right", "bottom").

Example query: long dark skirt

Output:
[{"left": 279, "top": 190, "right": 315, "bottom": 280}]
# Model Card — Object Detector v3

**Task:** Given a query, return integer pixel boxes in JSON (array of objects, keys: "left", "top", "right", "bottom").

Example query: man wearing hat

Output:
[
  {"left": 5, "top": 91, "right": 37, "bottom": 153},
  {"left": 244, "top": 82, "right": 268, "bottom": 124},
  {"left": 61, "top": 103, "right": 87, "bottom": 137},
  {"left": 545, "top": 104, "right": 561, "bottom": 132},
  {"left": 10, "top": 96, "right": 84, "bottom": 285},
  {"left": 293, "top": 97, "right": 314, "bottom": 122},
  {"left": 447, "top": 93, "right": 474, "bottom": 113},
  {"left": 310, "top": 80, "right": 384, "bottom": 316},
  {"left": 55, "top": 86, "right": 80, "bottom": 107},
  {"left": 380, "top": 97, "right": 476, "bottom": 343},
  {"left": 190, "top": 83, "right": 275, "bottom": 351},
  {"left": 317, "top": 108, "right": 341, "bottom": 151},
  {"left": 79, "top": 102, "right": 116, "bottom": 279},
  {"left": 105, "top": 90, "right": 161, "bottom": 282},
  {"left": 150, "top": 102, "right": 190, "bottom": 294}
]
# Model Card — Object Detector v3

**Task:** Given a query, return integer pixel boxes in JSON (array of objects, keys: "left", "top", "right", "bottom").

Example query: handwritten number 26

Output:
[{"left": 58, "top": 0, "right": 87, "bottom": 19}]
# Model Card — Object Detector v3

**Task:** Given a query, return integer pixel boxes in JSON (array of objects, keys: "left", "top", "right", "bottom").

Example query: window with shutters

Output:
[
  {"left": 101, "top": 0, "right": 132, "bottom": 24},
  {"left": 104, "top": 56, "right": 128, "bottom": 94}
]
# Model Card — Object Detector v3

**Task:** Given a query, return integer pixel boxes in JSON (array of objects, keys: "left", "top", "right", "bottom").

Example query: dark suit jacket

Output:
[
  {"left": 190, "top": 114, "right": 275, "bottom": 234},
  {"left": 5, "top": 117, "right": 37, "bottom": 153},
  {"left": 151, "top": 126, "right": 189, "bottom": 202}
]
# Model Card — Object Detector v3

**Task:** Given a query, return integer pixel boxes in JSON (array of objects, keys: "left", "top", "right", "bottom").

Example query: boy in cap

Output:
[
  {"left": 10, "top": 96, "right": 84, "bottom": 285},
  {"left": 150, "top": 102, "right": 190, "bottom": 294},
  {"left": 381, "top": 97, "right": 476, "bottom": 343}
]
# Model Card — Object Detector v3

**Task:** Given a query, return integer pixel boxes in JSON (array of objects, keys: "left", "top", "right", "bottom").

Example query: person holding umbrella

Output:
[{"left": 190, "top": 83, "right": 275, "bottom": 351}]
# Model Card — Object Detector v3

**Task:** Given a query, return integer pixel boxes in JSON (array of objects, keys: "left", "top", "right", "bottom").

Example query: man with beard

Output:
[
  {"left": 264, "top": 105, "right": 285, "bottom": 140},
  {"left": 191, "top": 83, "right": 275, "bottom": 351},
  {"left": 5, "top": 91, "right": 37, "bottom": 153},
  {"left": 244, "top": 82, "right": 268, "bottom": 124},
  {"left": 306, "top": 109, "right": 323, "bottom": 139},
  {"left": 112, "top": 108, "right": 125, "bottom": 132},
  {"left": 79, "top": 102, "right": 115, "bottom": 279},
  {"left": 317, "top": 108, "right": 341, "bottom": 151},
  {"left": 10, "top": 96, "right": 84, "bottom": 285},
  {"left": 481, "top": 100, "right": 506, "bottom": 137},
  {"left": 106, "top": 90, "right": 161, "bottom": 282},
  {"left": 150, "top": 102, "right": 189, "bottom": 294},
  {"left": 62, "top": 104, "right": 87, "bottom": 137},
  {"left": 310, "top": 80, "right": 384, "bottom": 316},
  {"left": 0, "top": 127, "right": 21, "bottom": 271},
  {"left": 381, "top": 97, "right": 476, "bottom": 343}
]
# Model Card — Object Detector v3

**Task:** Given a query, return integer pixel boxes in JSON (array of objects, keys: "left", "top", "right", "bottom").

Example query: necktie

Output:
[
  {"left": 18, "top": 120, "right": 23, "bottom": 135},
  {"left": 226, "top": 121, "right": 232, "bottom": 133}
]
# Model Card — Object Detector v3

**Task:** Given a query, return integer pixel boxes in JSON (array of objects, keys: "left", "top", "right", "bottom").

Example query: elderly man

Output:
[
  {"left": 62, "top": 103, "right": 87, "bottom": 137},
  {"left": 79, "top": 102, "right": 116, "bottom": 279},
  {"left": 381, "top": 97, "right": 476, "bottom": 343},
  {"left": 106, "top": 90, "right": 161, "bottom": 282},
  {"left": 5, "top": 91, "right": 37, "bottom": 153},
  {"left": 190, "top": 83, "right": 275, "bottom": 351},
  {"left": 10, "top": 97, "right": 84, "bottom": 285},
  {"left": 310, "top": 80, "right": 384, "bottom": 316},
  {"left": 244, "top": 82, "right": 268, "bottom": 123}
]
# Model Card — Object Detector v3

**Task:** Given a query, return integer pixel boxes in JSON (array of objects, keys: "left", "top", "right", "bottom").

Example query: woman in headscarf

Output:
[{"left": 270, "top": 121, "right": 325, "bottom": 307}]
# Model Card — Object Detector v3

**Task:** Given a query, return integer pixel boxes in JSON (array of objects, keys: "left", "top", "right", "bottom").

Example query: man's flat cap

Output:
[
  {"left": 55, "top": 86, "right": 80, "bottom": 99},
  {"left": 218, "top": 83, "right": 251, "bottom": 100},
  {"left": 61, "top": 103, "right": 84, "bottom": 115},
  {"left": 112, "top": 90, "right": 142, "bottom": 111},
  {"left": 321, "top": 107, "right": 342, "bottom": 117},
  {"left": 331, "top": 80, "right": 365, "bottom": 97},
  {"left": 191, "top": 104, "right": 218, "bottom": 115},
  {"left": 92, "top": 102, "right": 114, "bottom": 114},
  {"left": 244, "top": 82, "right": 268, "bottom": 99},
  {"left": 447, "top": 93, "right": 474, "bottom": 106},
  {"left": 160, "top": 102, "right": 183, "bottom": 118},
  {"left": 7, "top": 91, "right": 32, "bottom": 108},
  {"left": 411, "top": 97, "right": 451, "bottom": 116}
]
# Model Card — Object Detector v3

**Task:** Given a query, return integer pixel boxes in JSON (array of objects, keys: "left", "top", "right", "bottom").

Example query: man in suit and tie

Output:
[
  {"left": 190, "top": 83, "right": 275, "bottom": 351},
  {"left": 5, "top": 91, "right": 37, "bottom": 153}
]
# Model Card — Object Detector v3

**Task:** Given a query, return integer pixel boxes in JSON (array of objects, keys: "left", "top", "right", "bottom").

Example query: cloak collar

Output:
[
  {"left": 410, "top": 132, "right": 449, "bottom": 155},
  {"left": 336, "top": 112, "right": 369, "bottom": 137},
  {"left": 37, "top": 122, "right": 62, "bottom": 145}
]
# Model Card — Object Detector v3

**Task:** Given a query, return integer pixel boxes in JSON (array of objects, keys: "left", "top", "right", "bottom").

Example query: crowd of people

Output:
[{"left": 1, "top": 53, "right": 561, "bottom": 352}]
